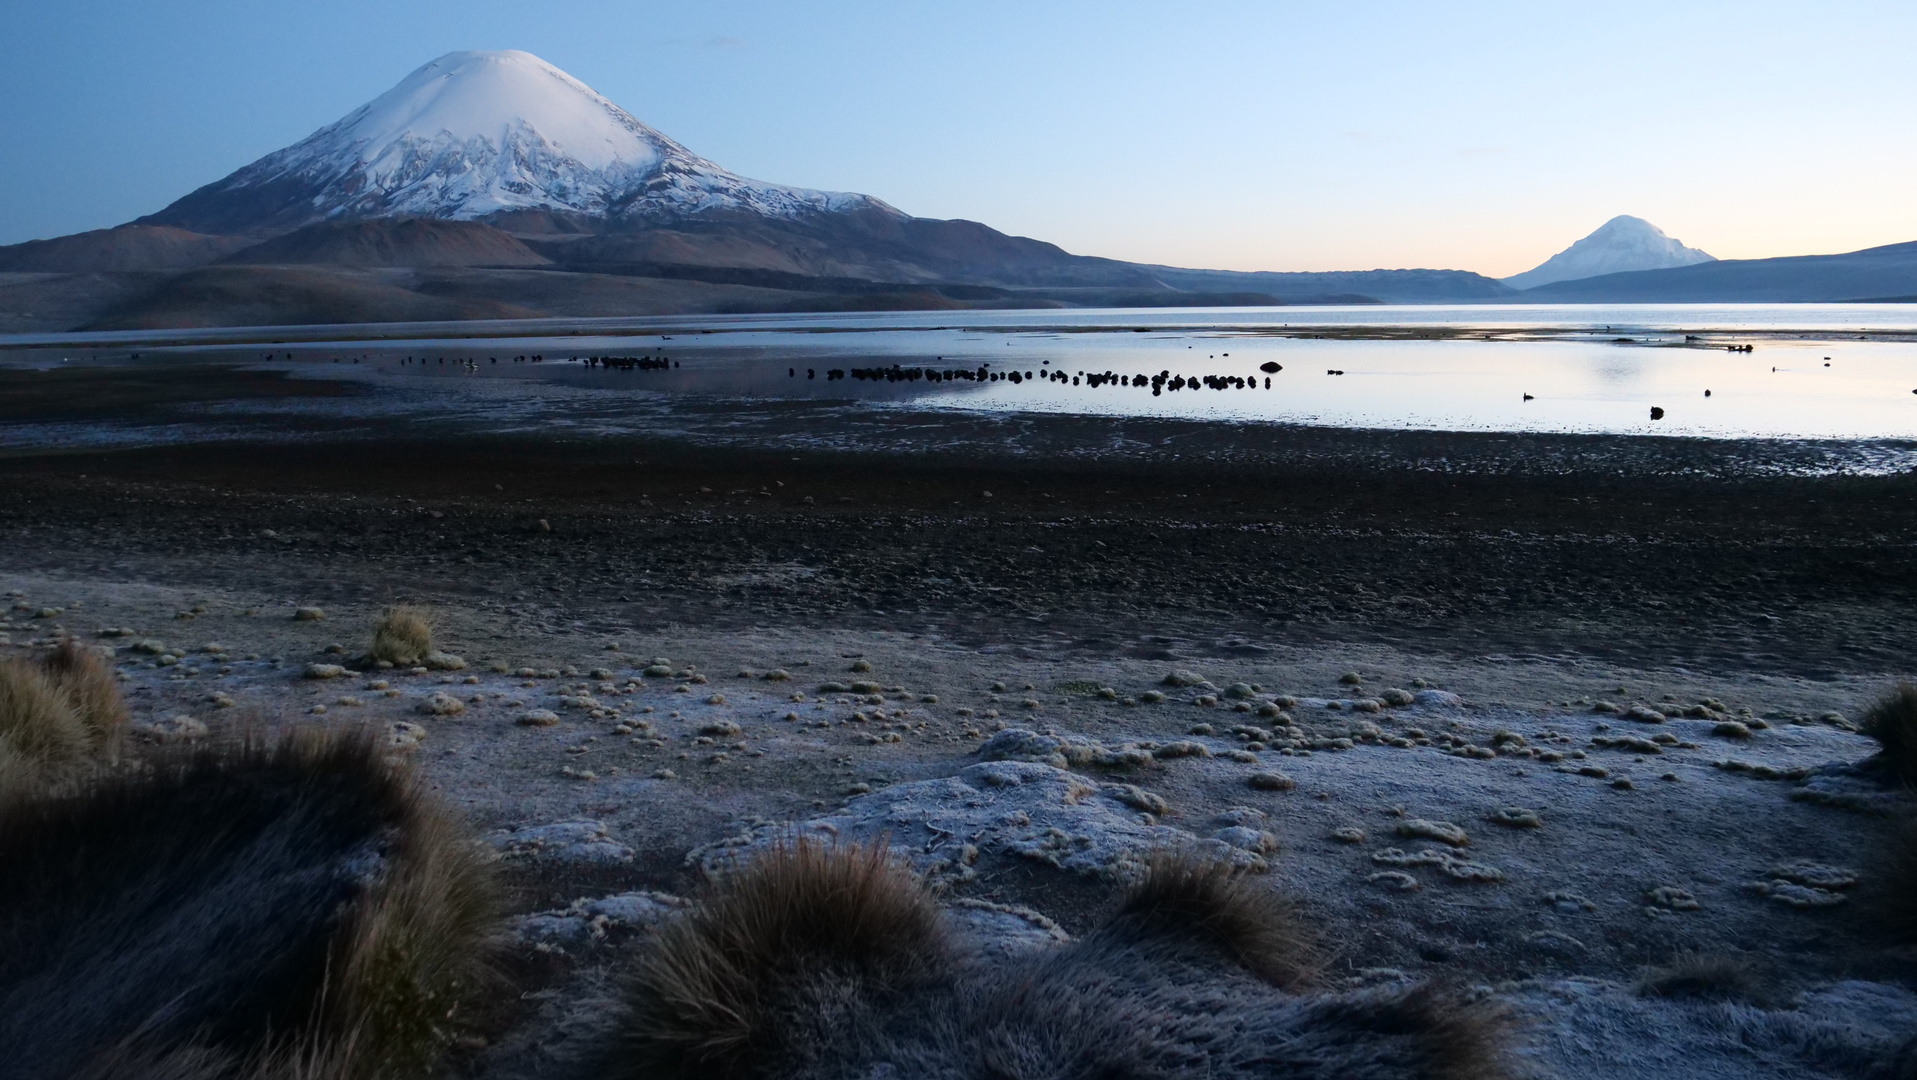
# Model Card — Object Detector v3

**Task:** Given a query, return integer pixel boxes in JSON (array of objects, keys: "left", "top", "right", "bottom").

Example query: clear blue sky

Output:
[{"left": 4, "top": 0, "right": 1913, "bottom": 276}]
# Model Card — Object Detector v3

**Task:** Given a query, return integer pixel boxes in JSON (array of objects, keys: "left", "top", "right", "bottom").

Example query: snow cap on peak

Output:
[
  {"left": 1588, "top": 214, "right": 1673, "bottom": 240},
  {"left": 333, "top": 49, "right": 673, "bottom": 172},
  {"left": 1504, "top": 215, "right": 1715, "bottom": 290},
  {"left": 141, "top": 49, "right": 894, "bottom": 233}
]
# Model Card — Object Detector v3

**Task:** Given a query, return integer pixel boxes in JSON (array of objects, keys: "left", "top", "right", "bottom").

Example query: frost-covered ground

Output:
[{"left": 5, "top": 570, "right": 1913, "bottom": 1079}]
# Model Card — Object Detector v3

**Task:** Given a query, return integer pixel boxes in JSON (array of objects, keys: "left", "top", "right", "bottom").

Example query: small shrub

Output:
[
  {"left": 1861, "top": 683, "right": 1917, "bottom": 783},
  {"left": 371, "top": 607, "right": 434, "bottom": 667}
]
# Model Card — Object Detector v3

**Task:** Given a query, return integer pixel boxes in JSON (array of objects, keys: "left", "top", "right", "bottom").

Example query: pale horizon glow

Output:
[{"left": 2, "top": 1, "right": 1913, "bottom": 278}]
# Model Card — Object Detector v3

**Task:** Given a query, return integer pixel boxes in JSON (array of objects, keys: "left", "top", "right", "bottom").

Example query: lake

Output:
[{"left": 8, "top": 303, "right": 1917, "bottom": 440}]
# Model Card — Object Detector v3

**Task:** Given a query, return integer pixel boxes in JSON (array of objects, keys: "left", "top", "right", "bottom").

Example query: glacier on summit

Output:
[
  {"left": 142, "top": 50, "right": 893, "bottom": 234},
  {"left": 1503, "top": 215, "right": 1715, "bottom": 290}
]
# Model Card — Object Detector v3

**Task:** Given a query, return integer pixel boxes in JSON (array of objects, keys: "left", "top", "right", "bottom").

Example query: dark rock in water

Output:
[
  {"left": 1650, "top": 406, "right": 1666, "bottom": 420},
  {"left": 1259, "top": 361, "right": 1282, "bottom": 373}
]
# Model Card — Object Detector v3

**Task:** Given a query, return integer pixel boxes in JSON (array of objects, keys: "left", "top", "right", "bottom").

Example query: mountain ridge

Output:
[
  {"left": 38, "top": 50, "right": 1867, "bottom": 329},
  {"left": 1515, "top": 239, "right": 1917, "bottom": 303},
  {"left": 138, "top": 50, "right": 895, "bottom": 237},
  {"left": 1503, "top": 215, "right": 1714, "bottom": 290},
  {"left": 110, "top": 48, "right": 1505, "bottom": 306}
]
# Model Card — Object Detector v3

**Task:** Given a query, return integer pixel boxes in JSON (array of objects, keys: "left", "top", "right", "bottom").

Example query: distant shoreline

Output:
[{"left": 5, "top": 305, "right": 1917, "bottom": 353}]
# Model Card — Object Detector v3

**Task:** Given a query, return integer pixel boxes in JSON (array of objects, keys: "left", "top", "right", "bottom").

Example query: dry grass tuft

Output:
[
  {"left": 1635, "top": 950, "right": 1768, "bottom": 1004},
  {"left": 0, "top": 658, "right": 88, "bottom": 772},
  {"left": 0, "top": 637, "right": 130, "bottom": 795},
  {"left": 613, "top": 840, "right": 944, "bottom": 1079},
  {"left": 1109, "top": 850, "right": 1316, "bottom": 987},
  {"left": 1861, "top": 683, "right": 1917, "bottom": 784},
  {"left": 370, "top": 606, "right": 434, "bottom": 667},
  {"left": 40, "top": 636, "right": 128, "bottom": 758},
  {"left": 319, "top": 782, "right": 502, "bottom": 1075},
  {"left": 0, "top": 725, "right": 500, "bottom": 1079}
]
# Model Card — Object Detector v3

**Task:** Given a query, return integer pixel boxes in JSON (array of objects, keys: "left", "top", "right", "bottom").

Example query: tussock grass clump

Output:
[
  {"left": 1636, "top": 950, "right": 1768, "bottom": 1004},
  {"left": 0, "top": 726, "right": 500, "bottom": 1080},
  {"left": 614, "top": 840, "right": 944, "bottom": 1078},
  {"left": 0, "top": 637, "right": 128, "bottom": 792},
  {"left": 1109, "top": 850, "right": 1315, "bottom": 986},
  {"left": 370, "top": 606, "right": 434, "bottom": 667},
  {"left": 40, "top": 636, "right": 129, "bottom": 756},
  {"left": 1861, "top": 683, "right": 1917, "bottom": 784},
  {"left": 0, "top": 659, "right": 88, "bottom": 769},
  {"left": 321, "top": 781, "right": 502, "bottom": 1075},
  {"left": 612, "top": 846, "right": 1511, "bottom": 1080}
]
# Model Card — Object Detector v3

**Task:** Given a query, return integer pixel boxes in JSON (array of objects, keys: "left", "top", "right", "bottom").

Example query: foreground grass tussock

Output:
[
  {"left": 1111, "top": 850, "right": 1316, "bottom": 987},
  {"left": 40, "top": 636, "right": 129, "bottom": 751},
  {"left": 0, "top": 637, "right": 127, "bottom": 792},
  {"left": 615, "top": 840, "right": 944, "bottom": 1078},
  {"left": 370, "top": 606, "right": 434, "bottom": 667},
  {"left": 1862, "top": 682, "right": 1917, "bottom": 784},
  {"left": 614, "top": 843, "right": 1507, "bottom": 1080},
  {"left": 0, "top": 726, "right": 500, "bottom": 1080},
  {"left": 0, "top": 660, "right": 88, "bottom": 784}
]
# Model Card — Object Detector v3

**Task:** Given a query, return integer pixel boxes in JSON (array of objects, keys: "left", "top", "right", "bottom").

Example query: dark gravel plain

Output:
[{"left": 2, "top": 360, "right": 1913, "bottom": 681}]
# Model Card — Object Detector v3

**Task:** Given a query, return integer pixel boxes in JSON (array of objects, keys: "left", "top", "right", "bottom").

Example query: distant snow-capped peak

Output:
[
  {"left": 1504, "top": 215, "right": 1715, "bottom": 290},
  {"left": 175, "top": 50, "right": 893, "bottom": 229}
]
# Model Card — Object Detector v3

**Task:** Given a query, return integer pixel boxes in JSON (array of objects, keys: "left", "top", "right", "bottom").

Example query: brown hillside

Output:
[
  {"left": 84, "top": 266, "right": 543, "bottom": 329},
  {"left": 222, "top": 218, "right": 551, "bottom": 268},
  {"left": 0, "top": 225, "right": 253, "bottom": 273}
]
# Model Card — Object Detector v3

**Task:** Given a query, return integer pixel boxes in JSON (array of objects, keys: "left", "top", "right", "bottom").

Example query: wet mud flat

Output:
[{"left": 2, "top": 373, "right": 1915, "bottom": 678}]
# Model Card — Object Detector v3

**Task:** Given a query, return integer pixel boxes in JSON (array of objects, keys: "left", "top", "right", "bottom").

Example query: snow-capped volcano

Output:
[
  {"left": 142, "top": 50, "right": 893, "bottom": 235},
  {"left": 1503, "top": 215, "right": 1715, "bottom": 290}
]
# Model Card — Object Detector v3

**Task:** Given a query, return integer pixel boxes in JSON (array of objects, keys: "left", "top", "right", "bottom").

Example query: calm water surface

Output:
[{"left": 11, "top": 304, "right": 1917, "bottom": 440}]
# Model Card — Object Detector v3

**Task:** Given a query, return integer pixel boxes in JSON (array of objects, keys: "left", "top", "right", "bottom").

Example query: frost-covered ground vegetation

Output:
[{"left": 1, "top": 400, "right": 1914, "bottom": 1077}]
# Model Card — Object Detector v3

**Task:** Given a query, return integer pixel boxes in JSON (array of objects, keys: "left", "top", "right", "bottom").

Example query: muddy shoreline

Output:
[{"left": 4, "top": 415, "right": 1914, "bottom": 678}]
